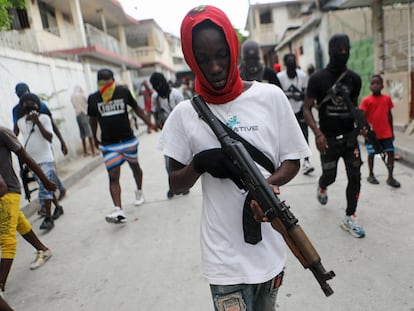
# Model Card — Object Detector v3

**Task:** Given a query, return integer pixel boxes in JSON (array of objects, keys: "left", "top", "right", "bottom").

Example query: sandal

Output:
[
  {"left": 387, "top": 178, "right": 401, "bottom": 188},
  {"left": 367, "top": 176, "right": 379, "bottom": 184}
]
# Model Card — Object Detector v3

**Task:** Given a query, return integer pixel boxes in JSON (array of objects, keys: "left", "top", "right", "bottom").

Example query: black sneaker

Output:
[
  {"left": 58, "top": 188, "right": 67, "bottom": 201},
  {"left": 40, "top": 217, "right": 54, "bottom": 230},
  {"left": 52, "top": 206, "right": 64, "bottom": 220},
  {"left": 37, "top": 205, "right": 47, "bottom": 217},
  {"left": 167, "top": 190, "right": 175, "bottom": 199}
]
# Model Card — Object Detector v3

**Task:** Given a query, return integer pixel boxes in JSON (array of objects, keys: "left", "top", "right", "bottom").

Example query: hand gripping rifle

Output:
[
  {"left": 332, "top": 84, "right": 388, "bottom": 168},
  {"left": 191, "top": 95, "right": 335, "bottom": 297}
]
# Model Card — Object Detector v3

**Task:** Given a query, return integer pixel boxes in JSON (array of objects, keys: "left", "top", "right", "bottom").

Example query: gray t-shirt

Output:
[{"left": 0, "top": 126, "right": 22, "bottom": 194}]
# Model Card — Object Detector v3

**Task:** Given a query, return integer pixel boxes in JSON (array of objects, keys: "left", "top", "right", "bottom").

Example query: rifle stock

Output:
[{"left": 191, "top": 94, "right": 335, "bottom": 296}]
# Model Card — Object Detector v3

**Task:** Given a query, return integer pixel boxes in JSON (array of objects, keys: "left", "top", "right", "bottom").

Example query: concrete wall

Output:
[{"left": 0, "top": 46, "right": 91, "bottom": 163}]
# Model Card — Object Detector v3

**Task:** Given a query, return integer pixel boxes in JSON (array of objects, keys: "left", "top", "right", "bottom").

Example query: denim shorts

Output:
[
  {"left": 366, "top": 137, "right": 394, "bottom": 156},
  {"left": 34, "top": 161, "right": 55, "bottom": 202},
  {"left": 209, "top": 272, "right": 283, "bottom": 311}
]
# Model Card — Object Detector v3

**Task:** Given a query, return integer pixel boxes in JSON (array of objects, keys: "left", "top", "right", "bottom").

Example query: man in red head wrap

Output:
[{"left": 159, "top": 5, "right": 311, "bottom": 310}]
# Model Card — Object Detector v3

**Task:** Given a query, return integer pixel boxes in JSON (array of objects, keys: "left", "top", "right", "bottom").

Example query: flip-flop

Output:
[
  {"left": 367, "top": 176, "right": 379, "bottom": 184},
  {"left": 387, "top": 178, "right": 401, "bottom": 188}
]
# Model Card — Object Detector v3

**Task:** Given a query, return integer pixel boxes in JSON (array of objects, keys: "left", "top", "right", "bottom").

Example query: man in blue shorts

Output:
[{"left": 88, "top": 69, "right": 158, "bottom": 223}]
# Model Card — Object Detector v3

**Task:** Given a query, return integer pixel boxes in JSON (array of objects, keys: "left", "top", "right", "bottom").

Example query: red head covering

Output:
[{"left": 180, "top": 5, "right": 243, "bottom": 104}]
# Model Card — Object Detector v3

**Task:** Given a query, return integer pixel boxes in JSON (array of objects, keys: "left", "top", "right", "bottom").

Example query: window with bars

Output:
[{"left": 38, "top": 0, "right": 60, "bottom": 36}]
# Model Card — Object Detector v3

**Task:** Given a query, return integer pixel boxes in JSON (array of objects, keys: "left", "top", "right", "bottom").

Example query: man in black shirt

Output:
[
  {"left": 304, "top": 34, "right": 365, "bottom": 238},
  {"left": 88, "top": 69, "right": 157, "bottom": 224}
]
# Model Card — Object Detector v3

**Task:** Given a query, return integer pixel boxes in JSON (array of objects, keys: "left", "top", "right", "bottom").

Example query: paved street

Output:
[{"left": 6, "top": 130, "right": 414, "bottom": 310}]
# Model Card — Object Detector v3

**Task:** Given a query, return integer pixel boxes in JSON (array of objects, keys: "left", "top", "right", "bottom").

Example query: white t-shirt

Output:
[
  {"left": 17, "top": 114, "right": 54, "bottom": 163},
  {"left": 151, "top": 88, "right": 184, "bottom": 114},
  {"left": 159, "top": 81, "right": 311, "bottom": 285},
  {"left": 277, "top": 69, "right": 308, "bottom": 114}
]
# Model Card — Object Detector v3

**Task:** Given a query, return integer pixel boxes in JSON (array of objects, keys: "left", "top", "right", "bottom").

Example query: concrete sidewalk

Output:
[
  {"left": 21, "top": 127, "right": 148, "bottom": 218},
  {"left": 394, "top": 130, "right": 414, "bottom": 167}
]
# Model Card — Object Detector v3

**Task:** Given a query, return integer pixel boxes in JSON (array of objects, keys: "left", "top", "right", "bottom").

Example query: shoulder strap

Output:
[
  {"left": 23, "top": 123, "right": 36, "bottom": 149},
  {"left": 318, "top": 70, "right": 348, "bottom": 108},
  {"left": 218, "top": 119, "right": 275, "bottom": 173},
  {"left": 191, "top": 97, "right": 275, "bottom": 174}
]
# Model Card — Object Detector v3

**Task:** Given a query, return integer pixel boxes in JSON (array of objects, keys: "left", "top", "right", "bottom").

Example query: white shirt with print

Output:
[{"left": 159, "top": 81, "right": 311, "bottom": 285}]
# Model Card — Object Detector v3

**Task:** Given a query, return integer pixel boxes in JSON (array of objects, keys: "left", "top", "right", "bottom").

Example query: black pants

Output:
[
  {"left": 295, "top": 109, "right": 309, "bottom": 143},
  {"left": 319, "top": 136, "right": 362, "bottom": 216}
]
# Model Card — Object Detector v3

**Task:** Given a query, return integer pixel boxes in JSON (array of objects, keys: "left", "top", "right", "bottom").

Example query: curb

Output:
[
  {"left": 21, "top": 127, "right": 148, "bottom": 218},
  {"left": 21, "top": 156, "right": 103, "bottom": 218}
]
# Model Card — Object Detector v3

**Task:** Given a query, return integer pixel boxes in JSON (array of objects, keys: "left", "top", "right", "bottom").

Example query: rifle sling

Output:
[
  {"left": 191, "top": 98, "right": 275, "bottom": 174},
  {"left": 219, "top": 120, "right": 275, "bottom": 174}
]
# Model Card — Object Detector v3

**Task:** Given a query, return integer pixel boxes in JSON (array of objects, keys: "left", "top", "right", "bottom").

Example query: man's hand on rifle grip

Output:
[{"left": 249, "top": 184, "right": 280, "bottom": 222}]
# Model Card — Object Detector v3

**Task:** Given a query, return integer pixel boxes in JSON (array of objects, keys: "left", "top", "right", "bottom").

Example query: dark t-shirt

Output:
[
  {"left": 306, "top": 68, "right": 361, "bottom": 137},
  {"left": 239, "top": 64, "right": 281, "bottom": 88},
  {"left": 0, "top": 126, "right": 22, "bottom": 194},
  {"left": 262, "top": 67, "right": 281, "bottom": 88},
  {"left": 87, "top": 86, "right": 138, "bottom": 145}
]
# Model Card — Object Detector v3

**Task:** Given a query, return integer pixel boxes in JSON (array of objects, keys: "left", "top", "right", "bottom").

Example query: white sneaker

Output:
[
  {"left": 303, "top": 160, "right": 314, "bottom": 175},
  {"left": 30, "top": 249, "right": 53, "bottom": 270},
  {"left": 340, "top": 214, "right": 365, "bottom": 238},
  {"left": 105, "top": 207, "right": 127, "bottom": 223},
  {"left": 134, "top": 190, "right": 145, "bottom": 206}
]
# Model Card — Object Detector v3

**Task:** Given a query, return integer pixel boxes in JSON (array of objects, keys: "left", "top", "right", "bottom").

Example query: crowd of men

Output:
[{"left": 0, "top": 5, "right": 401, "bottom": 309}]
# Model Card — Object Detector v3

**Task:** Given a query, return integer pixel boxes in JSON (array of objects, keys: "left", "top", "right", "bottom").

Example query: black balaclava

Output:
[
  {"left": 240, "top": 39, "right": 264, "bottom": 81},
  {"left": 327, "top": 34, "right": 350, "bottom": 74},
  {"left": 283, "top": 53, "right": 297, "bottom": 79},
  {"left": 150, "top": 72, "right": 170, "bottom": 98}
]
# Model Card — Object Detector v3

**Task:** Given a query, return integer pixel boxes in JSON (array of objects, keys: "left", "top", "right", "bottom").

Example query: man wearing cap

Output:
[
  {"left": 87, "top": 69, "right": 158, "bottom": 224},
  {"left": 12, "top": 82, "right": 67, "bottom": 201}
]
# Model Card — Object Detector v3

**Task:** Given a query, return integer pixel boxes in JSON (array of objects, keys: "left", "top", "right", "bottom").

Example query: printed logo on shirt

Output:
[
  {"left": 97, "top": 99, "right": 126, "bottom": 117},
  {"left": 226, "top": 115, "right": 259, "bottom": 133},
  {"left": 226, "top": 115, "right": 240, "bottom": 129}
]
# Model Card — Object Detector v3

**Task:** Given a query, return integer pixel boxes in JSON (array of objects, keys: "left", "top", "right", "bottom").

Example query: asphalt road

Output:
[{"left": 6, "top": 131, "right": 414, "bottom": 311}]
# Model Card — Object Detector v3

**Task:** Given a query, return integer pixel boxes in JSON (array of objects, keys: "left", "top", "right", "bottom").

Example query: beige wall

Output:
[{"left": 384, "top": 72, "right": 411, "bottom": 127}]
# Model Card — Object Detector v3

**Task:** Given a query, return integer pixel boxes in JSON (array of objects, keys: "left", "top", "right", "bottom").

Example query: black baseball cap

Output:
[{"left": 97, "top": 69, "right": 114, "bottom": 81}]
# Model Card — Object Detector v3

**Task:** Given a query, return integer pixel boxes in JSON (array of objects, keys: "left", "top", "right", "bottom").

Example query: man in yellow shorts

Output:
[{"left": 0, "top": 126, "right": 56, "bottom": 304}]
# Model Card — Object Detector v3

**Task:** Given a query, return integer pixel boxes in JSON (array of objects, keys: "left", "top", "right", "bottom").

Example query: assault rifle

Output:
[
  {"left": 331, "top": 84, "right": 387, "bottom": 167},
  {"left": 19, "top": 161, "right": 38, "bottom": 202},
  {"left": 191, "top": 95, "right": 335, "bottom": 297}
]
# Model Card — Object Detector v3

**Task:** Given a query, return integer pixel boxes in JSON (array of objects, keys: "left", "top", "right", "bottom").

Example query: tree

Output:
[{"left": 0, "top": 0, "right": 27, "bottom": 30}]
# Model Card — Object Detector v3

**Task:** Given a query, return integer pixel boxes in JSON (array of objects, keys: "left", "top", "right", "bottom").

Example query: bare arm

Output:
[
  {"left": 0, "top": 174, "right": 7, "bottom": 197},
  {"left": 267, "top": 159, "right": 300, "bottom": 187},
  {"left": 304, "top": 95, "right": 327, "bottom": 154},
  {"left": 89, "top": 116, "right": 100, "bottom": 149},
  {"left": 51, "top": 119, "right": 68, "bottom": 155},
  {"left": 168, "top": 157, "right": 200, "bottom": 194},
  {"left": 13, "top": 124, "right": 19, "bottom": 136},
  {"left": 132, "top": 105, "right": 158, "bottom": 132}
]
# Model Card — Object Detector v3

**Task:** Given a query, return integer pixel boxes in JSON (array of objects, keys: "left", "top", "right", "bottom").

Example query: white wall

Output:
[{"left": 0, "top": 46, "right": 92, "bottom": 163}]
